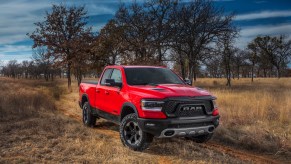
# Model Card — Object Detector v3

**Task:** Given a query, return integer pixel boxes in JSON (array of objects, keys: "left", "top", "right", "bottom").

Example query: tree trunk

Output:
[
  {"left": 276, "top": 66, "right": 281, "bottom": 79},
  {"left": 237, "top": 66, "right": 240, "bottom": 79},
  {"left": 112, "top": 53, "right": 116, "bottom": 65},
  {"left": 257, "top": 67, "right": 261, "bottom": 78},
  {"left": 226, "top": 75, "right": 231, "bottom": 87},
  {"left": 77, "top": 68, "right": 82, "bottom": 86},
  {"left": 179, "top": 53, "right": 186, "bottom": 80},
  {"left": 193, "top": 63, "right": 197, "bottom": 82},
  {"left": 251, "top": 64, "right": 254, "bottom": 82},
  {"left": 188, "top": 64, "right": 194, "bottom": 83},
  {"left": 263, "top": 68, "right": 267, "bottom": 77},
  {"left": 67, "top": 62, "right": 72, "bottom": 91},
  {"left": 158, "top": 46, "right": 162, "bottom": 64},
  {"left": 226, "top": 64, "right": 231, "bottom": 87}
]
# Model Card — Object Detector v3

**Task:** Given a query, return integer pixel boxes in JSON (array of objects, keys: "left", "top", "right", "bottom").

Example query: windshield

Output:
[{"left": 124, "top": 67, "right": 184, "bottom": 85}]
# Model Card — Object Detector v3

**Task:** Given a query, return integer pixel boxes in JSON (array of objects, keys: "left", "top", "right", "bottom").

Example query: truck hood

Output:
[{"left": 128, "top": 84, "right": 212, "bottom": 99}]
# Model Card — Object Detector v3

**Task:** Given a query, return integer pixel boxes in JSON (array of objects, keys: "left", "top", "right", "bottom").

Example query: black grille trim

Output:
[{"left": 162, "top": 96, "right": 214, "bottom": 118}]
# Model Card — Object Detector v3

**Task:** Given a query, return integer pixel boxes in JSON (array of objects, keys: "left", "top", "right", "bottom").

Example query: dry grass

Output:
[
  {"left": 0, "top": 77, "right": 247, "bottom": 163},
  {"left": 194, "top": 78, "right": 291, "bottom": 157}
]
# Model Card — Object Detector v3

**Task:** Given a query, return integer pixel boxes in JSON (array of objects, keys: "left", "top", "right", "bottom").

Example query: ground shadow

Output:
[{"left": 94, "top": 120, "right": 119, "bottom": 132}]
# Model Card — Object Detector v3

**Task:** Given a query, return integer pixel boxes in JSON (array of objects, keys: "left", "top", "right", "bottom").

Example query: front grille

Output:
[{"left": 162, "top": 97, "right": 213, "bottom": 117}]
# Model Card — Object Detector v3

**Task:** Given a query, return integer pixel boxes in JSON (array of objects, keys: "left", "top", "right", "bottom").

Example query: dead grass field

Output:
[
  {"left": 194, "top": 78, "right": 291, "bottom": 157},
  {"left": 0, "top": 77, "right": 290, "bottom": 163}
]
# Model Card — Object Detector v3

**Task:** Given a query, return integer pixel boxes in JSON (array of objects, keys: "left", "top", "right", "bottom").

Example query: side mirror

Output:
[
  {"left": 105, "top": 79, "right": 122, "bottom": 88},
  {"left": 184, "top": 79, "right": 192, "bottom": 86}
]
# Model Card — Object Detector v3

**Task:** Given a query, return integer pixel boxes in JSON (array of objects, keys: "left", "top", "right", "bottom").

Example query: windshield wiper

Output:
[{"left": 147, "top": 83, "right": 158, "bottom": 86}]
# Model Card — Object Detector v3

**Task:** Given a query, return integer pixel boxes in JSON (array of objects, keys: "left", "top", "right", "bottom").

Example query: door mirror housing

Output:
[
  {"left": 105, "top": 79, "right": 122, "bottom": 88},
  {"left": 184, "top": 79, "right": 192, "bottom": 86}
]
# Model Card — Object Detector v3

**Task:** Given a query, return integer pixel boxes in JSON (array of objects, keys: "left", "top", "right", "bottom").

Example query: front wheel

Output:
[
  {"left": 82, "top": 102, "right": 96, "bottom": 127},
  {"left": 120, "top": 113, "right": 153, "bottom": 151}
]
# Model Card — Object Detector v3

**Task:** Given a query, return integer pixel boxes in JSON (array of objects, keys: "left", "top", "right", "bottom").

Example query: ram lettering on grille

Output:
[{"left": 163, "top": 100, "right": 213, "bottom": 117}]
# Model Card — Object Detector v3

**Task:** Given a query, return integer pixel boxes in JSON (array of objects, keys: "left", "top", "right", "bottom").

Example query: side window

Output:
[
  {"left": 110, "top": 69, "right": 122, "bottom": 83},
  {"left": 100, "top": 69, "right": 112, "bottom": 85}
]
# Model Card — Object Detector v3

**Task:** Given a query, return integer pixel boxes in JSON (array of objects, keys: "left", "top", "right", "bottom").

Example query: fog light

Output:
[
  {"left": 189, "top": 131, "right": 196, "bottom": 135},
  {"left": 178, "top": 132, "right": 186, "bottom": 136},
  {"left": 208, "top": 127, "right": 215, "bottom": 132},
  {"left": 164, "top": 130, "right": 175, "bottom": 136},
  {"left": 198, "top": 130, "right": 205, "bottom": 134}
]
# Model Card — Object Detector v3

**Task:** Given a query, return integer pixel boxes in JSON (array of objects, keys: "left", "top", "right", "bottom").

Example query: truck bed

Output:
[{"left": 81, "top": 80, "right": 98, "bottom": 85}]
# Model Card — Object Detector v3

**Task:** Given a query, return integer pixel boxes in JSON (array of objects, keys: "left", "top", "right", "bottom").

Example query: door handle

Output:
[
  {"left": 105, "top": 91, "right": 109, "bottom": 95},
  {"left": 96, "top": 89, "right": 100, "bottom": 93}
]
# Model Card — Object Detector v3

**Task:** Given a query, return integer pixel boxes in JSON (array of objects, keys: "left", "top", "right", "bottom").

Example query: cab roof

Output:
[{"left": 105, "top": 65, "right": 167, "bottom": 69}]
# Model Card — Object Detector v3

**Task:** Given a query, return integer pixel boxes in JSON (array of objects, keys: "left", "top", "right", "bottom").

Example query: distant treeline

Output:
[{"left": 0, "top": 0, "right": 290, "bottom": 88}]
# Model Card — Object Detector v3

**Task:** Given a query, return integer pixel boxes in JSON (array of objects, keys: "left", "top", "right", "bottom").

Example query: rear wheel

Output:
[
  {"left": 82, "top": 102, "right": 96, "bottom": 127},
  {"left": 187, "top": 133, "right": 213, "bottom": 143},
  {"left": 120, "top": 113, "right": 153, "bottom": 151}
]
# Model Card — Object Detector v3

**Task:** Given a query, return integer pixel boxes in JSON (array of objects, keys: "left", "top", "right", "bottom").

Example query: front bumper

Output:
[{"left": 137, "top": 115, "right": 220, "bottom": 138}]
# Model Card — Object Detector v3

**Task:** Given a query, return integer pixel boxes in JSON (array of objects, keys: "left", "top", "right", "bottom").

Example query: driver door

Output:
[
  {"left": 106, "top": 68, "right": 124, "bottom": 115},
  {"left": 96, "top": 68, "right": 112, "bottom": 112}
]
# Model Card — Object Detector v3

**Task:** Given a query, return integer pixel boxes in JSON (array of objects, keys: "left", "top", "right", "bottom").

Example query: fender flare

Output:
[
  {"left": 80, "top": 94, "right": 90, "bottom": 108},
  {"left": 120, "top": 102, "right": 138, "bottom": 121}
]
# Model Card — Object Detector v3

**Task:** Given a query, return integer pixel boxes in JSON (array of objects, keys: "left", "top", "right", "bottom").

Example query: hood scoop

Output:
[{"left": 151, "top": 88, "right": 165, "bottom": 91}]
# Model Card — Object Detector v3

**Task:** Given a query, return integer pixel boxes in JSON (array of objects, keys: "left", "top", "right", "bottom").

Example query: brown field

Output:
[
  {"left": 0, "top": 77, "right": 290, "bottom": 163},
  {"left": 194, "top": 78, "right": 291, "bottom": 156}
]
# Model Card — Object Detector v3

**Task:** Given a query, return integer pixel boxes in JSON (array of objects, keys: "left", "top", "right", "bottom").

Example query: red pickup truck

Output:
[{"left": 79, "top": 65, "right": 219, "bottom": 151}]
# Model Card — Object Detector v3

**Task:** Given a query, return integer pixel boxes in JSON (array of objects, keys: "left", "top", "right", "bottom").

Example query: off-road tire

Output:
[
  {"left": 82, "top": 102, "right": 96, "bottom": 127},
  {"left": 120, "top": 113, "right": 153, "bottom": 151},
  {"left": 187, "top": 133, "right": 213, "bottom": 143}
]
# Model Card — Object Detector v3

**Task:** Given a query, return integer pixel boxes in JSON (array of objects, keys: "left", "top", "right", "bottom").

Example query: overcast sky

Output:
[{"left": 1, "top": 0, "right": 291, "bottom": 63}]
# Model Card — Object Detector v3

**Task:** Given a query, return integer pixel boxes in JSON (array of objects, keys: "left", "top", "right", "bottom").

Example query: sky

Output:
[{"left": 0, "top": 0, "right": 291, "bottom": 64}]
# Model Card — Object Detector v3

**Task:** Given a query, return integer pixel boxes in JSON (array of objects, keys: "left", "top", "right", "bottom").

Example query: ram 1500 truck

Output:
[{"left": 79, "top": 65, "right": 220, "bottom": 151}]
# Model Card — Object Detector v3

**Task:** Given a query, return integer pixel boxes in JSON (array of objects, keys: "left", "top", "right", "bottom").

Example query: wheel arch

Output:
[
  {"left": 81, "top": 94, "right": 90, "bottom": 108},
  {"left": 120, "top": 102, "right": 138, "bottom": 122}
]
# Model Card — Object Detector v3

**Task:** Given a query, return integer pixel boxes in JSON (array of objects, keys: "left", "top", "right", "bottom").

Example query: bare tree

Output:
[
  {"left": 249, "top": 35, "right": 291, "bottom": 78},
  {"left": 72, "top": 32, "right": 96, "bottom": 86},
  {"left": 28, "top": 4, "right": 93, "bottom": 90},
  {"left": 216, "top": 31, "right": 238, "bottom": 87},
  {"left": 7, "top": 60, "right": 19, "bottom": 78},
  {"left": 232, "top": 49, "right": 247, "bottom": 79},
  {"left": 145, "top": 0, "right": 177, "bottom": 63},
  {"left": 246, "top": 43, "right": 259, "bottom": 82},
  {"left": 204, "top": 53, "right": 223, "bottom": 78},
  {"left": 113, "top": 1, "right": 178, "bottom": 65},
  {"left": 171, "top": 0, "right": 236, "bottom": 81},
  {"left": 21, "top": 61, "right": 30, "bottom": 78},
  {"left": 96, "top": 19, "right": 125, "bottom": 65},
  {"left": 115, "top": 3, "right": 156, "bottom": 64},
  {"left": 32, "top": 46, "right": 54, "bottom": 81},
  {"left": 0, "top": 60, "right": 4, "bottom": 76}
]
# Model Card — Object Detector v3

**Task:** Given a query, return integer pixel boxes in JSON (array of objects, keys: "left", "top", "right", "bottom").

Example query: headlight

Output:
[{"left": 141, "top": 100, "right": 164, "bottom": 111}]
